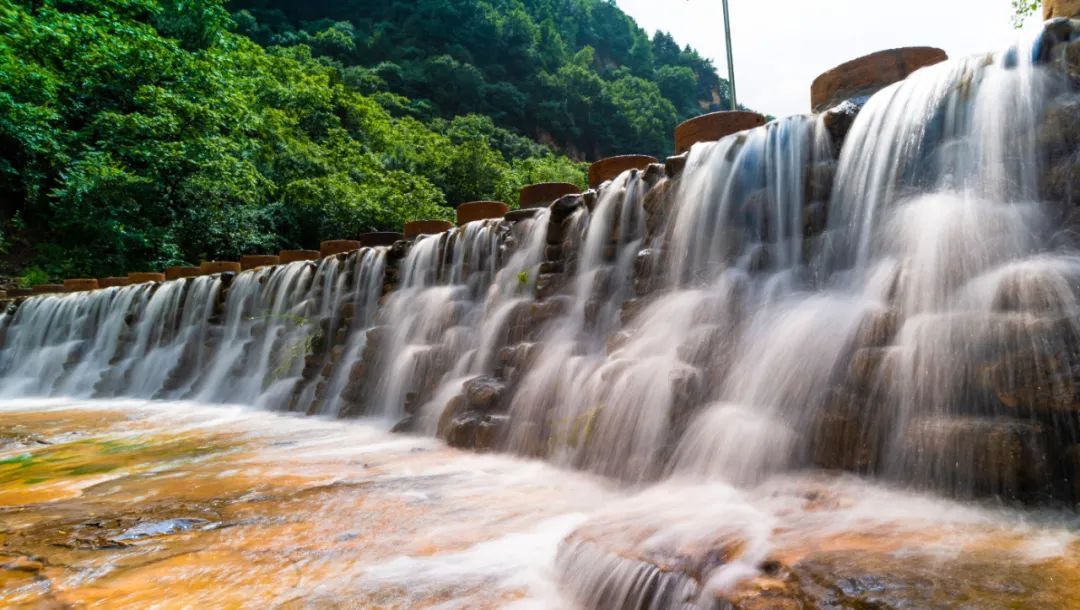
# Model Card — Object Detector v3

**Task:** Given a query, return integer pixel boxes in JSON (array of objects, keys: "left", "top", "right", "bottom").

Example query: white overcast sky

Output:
[{"left": 615, "top": 0, "right": 1045, "bottom": 117}]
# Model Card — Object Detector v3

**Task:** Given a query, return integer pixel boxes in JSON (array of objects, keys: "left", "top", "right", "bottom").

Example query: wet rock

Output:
[
  {"left": 444, "top": 410, "right": 507, "bottom": 451},
  {"left": 802, "top": 201, "right": 828, "bottom": 237},
  {"left": 605, "top": 330, "right": 634, "bottom": 354},
  {"left": 366, "top": 325, "right": 387, "bottom": 346},
  {"left": 846, "top": 347, "right": 897, "bottom": 393},
  {"left": 582, "top": 189, "right": 598, "bottom": 211},
  {"left": 444, "top": 411, "right": 481, "bottom": 449},
  {"left": 497, "top": 342, "right": 537, "bottom": 377},
  {"left": 559, "top": 479, "right": 1080, "bottom": 610},
  {"left": 670, "top": 365, "right": 703, "bottom": 416},
  {"left": 539, "top": 260, "right": 564, "bottom": 274},
  {"left": 641, "top": 163, "right": 666, "bottom": 187},
  {"left": 390, "top": 415, "right": 414, "bottom": 433},
  {"left": 1042, "top": 155, "right": 1080, "bottom": 206},
  {"left": 1039, "top": 96, "right": 1080, "bottom": 161},
  {"left": 535, "top": 273, "right": 564, "bottom": 300},
  {"left": 634, "top": 247, "right": 661, "bottom": 278},
  {"left": 503, "top": 301, "right": 535, "bottom": 344},
  {"left": 664, "top": 152, "right": 689, "bottom": 179},
  {"left": 387, "top": 240, "right": 410, "bottom": 260},
  {"left": 1, "top": 557, "right": 44, "bottom": 573},
  {"left": 550, "top": 193, "right": 584, "bottom": 223},
  {"left": 741, "top": 189, "right": 770, "bottom": 241},
  {"left": 821, "top": 100, "right": 862, "bottom": 150},
  {"left": 1065, "top": 38, "right": 1080, "bottom": 81},
  {"left": 744, "top": 244, "right": 771, "bottom": 273},
  {"left": 558, "top": 536, "right": 731, "bottom": 610},
  {"left": 347, "top": 361, "right": 366, "bottom": 383},
  {"left": 812, "top": 389, "right": 879, "bottom": 472},
  {"left": 619, "top": 296, "right": 654, "bottom": 326},
  {"left": 463, "top": 376, "right": 504, "bottom": 410},
  {"left": 981, "top": 343, "right": 1080, "bottom": 413},
  {"left": 991, "top": 269, "right": 1080, "bottom": 314},
  {"left": 759, "top": 546, "right": 1076, "bottom": 609},
  {"left": 676, "top": 325, "right": 727, "bottom": 369},
  {"left": 437, "top": 394, "right": 467, "bottom": 438},
  {"left": 114, "top": 518, "right": 211, "bottom": 541},
  {"left": 475, "top": 413, "right": 508, "bottom": 450},
  {"left": 544, "top": 244, "right": 563, "bottom": 262},
  {"left": 546, "top": 218, "right": 570, "bottom": 245},
  {"left": 805, "top": 161, "right": 836, "bottom": 202},
  {"left": 902, "top": 417, "right": 1049, "bottom": 499},
  {"left": 642, "top": 180, "right": 674, "bottom": 234},
  {"left": 852, "top": 308, "right": 900, "bottom": 348}
]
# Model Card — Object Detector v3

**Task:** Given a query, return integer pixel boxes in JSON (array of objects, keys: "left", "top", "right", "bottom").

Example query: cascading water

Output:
[
  {"left": 3, "top": 20, "right": 1080, "bottom": 608},
  {"left": 0, "top": 251, "right": 387, "bottom": 414},
  {"left": 360, "top": 219, "right": 509, "bottom": 423},
  {"left": 820, "top": 34, "right": 1076, "bottom": 499},
  {"left": 413, "top": 209, "right": 550, "bottom": 435},
  {"left": 505, "top": 171, "right": 650, "bottom": 476}
]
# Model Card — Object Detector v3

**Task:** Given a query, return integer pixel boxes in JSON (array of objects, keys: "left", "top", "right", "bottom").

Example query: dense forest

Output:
[
  {"left": 231, "top": 0, "right": 739, "bottom": 159},
  {"left": 0, "top": 0, "right": 737, "bottom": 280}
]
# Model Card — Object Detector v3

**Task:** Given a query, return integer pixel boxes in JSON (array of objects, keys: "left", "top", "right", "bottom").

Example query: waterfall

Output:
[
  {"left": 0, "top": 252, "right": 387, "bottom": 414},
  {"left": 1, "top": 27, "right": 1078, "bottom": 507},
  {"left": 504, "top": 171, "right": 650, "bottom": 477}
]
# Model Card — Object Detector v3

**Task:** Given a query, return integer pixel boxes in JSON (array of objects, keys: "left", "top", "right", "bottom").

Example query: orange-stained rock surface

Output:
[
  {"left": 0, "top": 401, "right": 609, "bottom": 609},
  {"left": 5, "top": 402, "right": 1080, "bottom": 609},
  {"left": 558, "top": 478, "right": 1080, "bottom": 609}
]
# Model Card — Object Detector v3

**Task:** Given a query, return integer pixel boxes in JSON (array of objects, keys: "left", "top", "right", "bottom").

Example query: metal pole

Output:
[{"left": 721, "top": 0, "right": 738, "bottom": 110}]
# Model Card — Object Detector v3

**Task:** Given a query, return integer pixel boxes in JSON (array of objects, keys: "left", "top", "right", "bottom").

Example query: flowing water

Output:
[{"left": 3, "top": 27, "right": 1080, "bottom": 607}]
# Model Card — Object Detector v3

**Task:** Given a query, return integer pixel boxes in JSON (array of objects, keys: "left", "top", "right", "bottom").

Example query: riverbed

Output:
[{"left": 3, "top": 399, "right": 1080, "bottom": 609}]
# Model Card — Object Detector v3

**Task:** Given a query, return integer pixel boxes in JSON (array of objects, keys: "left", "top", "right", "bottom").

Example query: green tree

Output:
[{"left": 1011, "top": 0, "right": 1039, "bottom": 27}]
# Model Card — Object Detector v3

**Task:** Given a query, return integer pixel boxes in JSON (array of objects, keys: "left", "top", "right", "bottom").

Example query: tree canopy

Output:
[
  {"left": 229, "top": 0, "right": 742, "bottom": 159},
  {"left": 0, "top": 0, "right": 586, "bottom": 278}
]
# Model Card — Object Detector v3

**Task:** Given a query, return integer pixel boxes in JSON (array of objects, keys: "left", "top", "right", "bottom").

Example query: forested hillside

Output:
[
  {"left": 231, "top": 0, "right": 737, "bottom": 159},
  {"left": 0, "top": 0, "right": 736, "bottom": 281}
]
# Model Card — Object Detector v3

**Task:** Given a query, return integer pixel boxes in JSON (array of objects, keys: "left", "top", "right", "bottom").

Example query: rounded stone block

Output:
[
  {"left": 279, "top": 249, "right": 321, "bottom": 264},
  {"left": 505, "top": 208, "right": 541, "bottom": 223},
  {"left": 128, "top": 272, "right": 165, "bottom": 284},
  {"left": 64, "top": 278, "right": 99, "bottom": 292},
  {"left": 1044, "top": 0, "right": 1080, "bottom": 19},
  {"left": 403, "top": 220, "right": 454, "bottom": 238},
  {"left": 358, "top": 232, "right": 404, "bottom": 247},
  {"left": 164, "top": 266, "right": 200, "bottom": 281},
  {"left": 32, "top": 284, "right": 64, "bottom": 295},
  {"left": 319, "top": 240, "right": 361, "bottom": 257},
  {"left": 588, "top": 155, "right": 658, "bottom": 188},
  {"left": 519, "top": 183, "right": 581, "bottom": 209},
  {"left": 240, "top": 254, "right": 280, "bottom": 270},
  {"left": 811, "top": 47, "right": 948, "bottom": 112},
  {"left": 457, "top": 201, "right": 510, "bottom": 225},
  {"left": 199, "top": 261, "right": 242, "bottom": 275},
  {"left": 674, "top": 111, "right": 767, "bottom": 153},
  {"left": 98, "top": 277, "right": 132, "bottom": 288}
]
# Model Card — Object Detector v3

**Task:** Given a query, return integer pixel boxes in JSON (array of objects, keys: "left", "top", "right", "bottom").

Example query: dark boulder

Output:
[{"left": 463, "top": 375, "right": 504, "bottom": 410}]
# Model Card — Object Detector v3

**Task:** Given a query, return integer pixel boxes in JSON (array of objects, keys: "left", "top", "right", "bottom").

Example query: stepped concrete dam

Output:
[{"left": 4, "top": 5, "right": 1080, "bottom": 607}]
